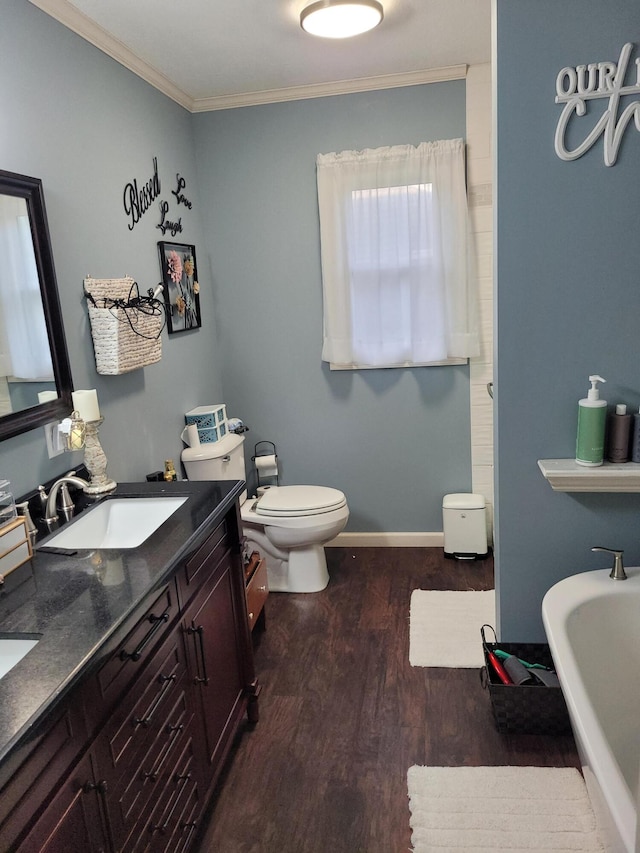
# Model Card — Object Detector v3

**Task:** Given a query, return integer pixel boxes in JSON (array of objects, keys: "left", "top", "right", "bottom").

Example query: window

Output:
[{"left": 316, "top": 140, "right": 479, "bottom": 368}]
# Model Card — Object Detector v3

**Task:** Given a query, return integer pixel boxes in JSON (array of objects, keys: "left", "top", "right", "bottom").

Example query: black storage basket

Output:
[{"left": 480, "top": 627, "right": 571, "bottom": 735}]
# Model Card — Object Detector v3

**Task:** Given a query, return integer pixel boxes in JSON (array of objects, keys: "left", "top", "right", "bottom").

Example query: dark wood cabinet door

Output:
[
  {"left": 19, "top": 750, "right": 113, "bottom": 853},
  {"left": 183, "top": 552, "right": 245, "bottom": 770}
]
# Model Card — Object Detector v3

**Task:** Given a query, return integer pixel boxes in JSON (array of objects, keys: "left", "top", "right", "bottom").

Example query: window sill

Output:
[
  {"left": 538, "top": 459, "right": 640, "bottom": 492},
  {"left": 329, "top": 358, "right": 466, "bottom": 370}
]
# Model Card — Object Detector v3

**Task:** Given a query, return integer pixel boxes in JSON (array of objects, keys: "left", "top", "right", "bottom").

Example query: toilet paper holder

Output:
[{"left": 252, "top": 441, "right": 279, "bottom": 488}]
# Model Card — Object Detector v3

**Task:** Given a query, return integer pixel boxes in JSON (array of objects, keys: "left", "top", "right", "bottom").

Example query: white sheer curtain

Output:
[
  {"left": 0, "top": 198, "right": 53, "bottom": 380},
  {"left": 316, "top": 139, "right": 479, "bottom": 368}
]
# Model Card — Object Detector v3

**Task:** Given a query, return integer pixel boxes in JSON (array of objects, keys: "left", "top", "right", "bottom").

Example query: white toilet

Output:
[{"left": 182, "top": 434, "right": 349, "bottom": 592}]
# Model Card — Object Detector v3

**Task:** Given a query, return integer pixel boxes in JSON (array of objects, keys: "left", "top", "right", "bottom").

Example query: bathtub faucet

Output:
[{"left": 591, "top": 546, "right": 627, "bottom": 581}]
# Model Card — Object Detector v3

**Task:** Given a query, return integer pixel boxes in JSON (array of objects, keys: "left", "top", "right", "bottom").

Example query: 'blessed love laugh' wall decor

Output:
[
  {"left": 122, "top": 159, "right": 192, "bottom": 234},
  {"left": 555, "top": 42, "right": 640, "bottom": 166}
]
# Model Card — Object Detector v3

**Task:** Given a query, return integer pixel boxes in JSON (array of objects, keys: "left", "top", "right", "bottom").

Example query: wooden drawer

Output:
[
  {"left": 92, "top": 583, "right": 179, "bottom": 720},
  {"left": 0, "top": 698, "right": 88, "bottom": 850},
  {"left": 128, "top": 734, "right": 201, "bottom": 853},
  {"left": 179, "top": 519, "right": 230, "bottom": 604},
  {"left": 114, "top": 687, "right": 194, "bottom": 849},
  {"left": 246, "top": 558, "right": 268, "bottom": 631},
  {"left": 101, "top": 630, "right": 186, "bottom": 776}
]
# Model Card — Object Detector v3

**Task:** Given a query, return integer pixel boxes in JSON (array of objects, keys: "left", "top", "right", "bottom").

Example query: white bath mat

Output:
[
  {"left": 407, "top": 765, "right": 604, "bottom": 851},
  {"left": 409, "top": 589, "right": 495, "bottom": 667}
]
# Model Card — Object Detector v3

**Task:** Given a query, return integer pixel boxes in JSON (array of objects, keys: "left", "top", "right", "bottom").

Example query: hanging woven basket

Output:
[{"left": 84, "top": 276, "right": 164, "bottom": 375}]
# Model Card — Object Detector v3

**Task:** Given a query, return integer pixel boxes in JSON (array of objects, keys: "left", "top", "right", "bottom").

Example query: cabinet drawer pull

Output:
[
  {"left": 174, "top": 770, "right": 192, "bottom": 784},
  {"left": 149, "top": 771, "right": 191, "bottom": 835},
  {"left": 133, "top": 673, "right": 177, "bottom": 728},
  {"left": 142, "top": 723, "right": 185, "bottom": 780},
  {"left": 187, "top": 623, "right": 209, "bottom": 685},
  {"left": 120, "top": 610, "right": 170, "bottom": 662}
]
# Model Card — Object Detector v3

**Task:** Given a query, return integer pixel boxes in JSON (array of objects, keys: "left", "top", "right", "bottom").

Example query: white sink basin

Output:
[
  {"left": 43, "top": 497, "right": 188, "bottom": 550},
  {"left": 0, "top": 636, "right": 40, "bottom": 679}
]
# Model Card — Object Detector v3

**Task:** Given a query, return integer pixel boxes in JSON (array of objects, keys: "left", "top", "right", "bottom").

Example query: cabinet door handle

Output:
[
  {"left": 187, "top": 623, "right": 209, "bottom": 685},
  {"left": 83, "top": 779, "right": 116, "bottom": 852},
  {"left": 132, "top": 673, "right": 177, "bottom": 728},
  {"left": 119, "top": 610, "right": 170, "bottom": 662},
  {"left": 82, "top": 778, "right": 108, "bottom": 795}
]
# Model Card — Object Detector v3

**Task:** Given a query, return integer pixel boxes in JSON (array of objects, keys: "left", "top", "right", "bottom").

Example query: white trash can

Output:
[{"left": 442, "top": 493, "right": 488, "bottom": 560}]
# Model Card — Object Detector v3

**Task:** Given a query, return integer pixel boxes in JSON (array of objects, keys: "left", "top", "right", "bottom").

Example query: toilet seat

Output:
[{"left": 255, "top": 485, "right": 346, "bottom": 518}]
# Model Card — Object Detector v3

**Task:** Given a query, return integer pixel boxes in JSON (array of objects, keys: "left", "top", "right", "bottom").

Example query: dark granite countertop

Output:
[{"left": 0, "top": 478, "right": 244, "bottom": 769}]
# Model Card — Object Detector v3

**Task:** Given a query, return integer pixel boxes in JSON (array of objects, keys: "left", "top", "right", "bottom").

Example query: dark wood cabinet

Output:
[
  {"left": 184, "top": 551, "right": 245, "bottom": 770},
  {"left": 0, "top": 500, "right": 257, "bottom": 853},
  {"left": 20, "top": 750, "right": 113, "bottom": 853}
]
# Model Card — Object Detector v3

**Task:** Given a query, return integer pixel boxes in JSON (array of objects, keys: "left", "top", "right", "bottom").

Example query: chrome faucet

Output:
[
  {"left": 592, "top": 546, "right": 627, "bottom": 580},
  {"left": 42, "top": 474, "right": 91, "bottom": 528}
]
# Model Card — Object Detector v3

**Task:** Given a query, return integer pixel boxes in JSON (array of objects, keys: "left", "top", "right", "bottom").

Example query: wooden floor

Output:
[{"left": 197, "top": 547, "right": 579, "bottom": 853}]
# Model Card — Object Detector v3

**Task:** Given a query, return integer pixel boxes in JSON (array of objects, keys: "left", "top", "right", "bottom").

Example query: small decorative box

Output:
[
  {"left": 0, "top": 517, "right": 33, "bottom": 581},
  {"left": 185, "top": 405, "right": 227, "bottom": 443},
  {"left": 0, "top": 479, "right": 17, "bottom": 530},
  {"left": 185, "top": 405, "right": 227, "bottom": 429}
]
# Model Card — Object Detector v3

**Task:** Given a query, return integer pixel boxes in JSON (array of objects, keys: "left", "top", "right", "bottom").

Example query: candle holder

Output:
[{"left": 83, "top": 418, "right": 117, "bottom": 495}]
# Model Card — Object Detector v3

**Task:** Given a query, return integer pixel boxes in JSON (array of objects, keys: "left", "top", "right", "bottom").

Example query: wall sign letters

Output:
[
  {"left": 123, "top": 157, "right": 161, "bottom": 230},
  {"left": 555, "top": 42, "right": 640, "bottom": 166},
  {"left": 157, "top": 200, "right": 183, "bottom": 237},
  {"left": 122, "top": 160, "right": 194, "bottom": 235},
  {"left": 172, "top": 174, "right": 192, "bottom": 209}
]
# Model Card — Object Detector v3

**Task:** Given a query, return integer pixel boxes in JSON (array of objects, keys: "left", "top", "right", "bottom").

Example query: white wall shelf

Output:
[{"left": 538, "top": 459, "right": 640, "bottom": 492}]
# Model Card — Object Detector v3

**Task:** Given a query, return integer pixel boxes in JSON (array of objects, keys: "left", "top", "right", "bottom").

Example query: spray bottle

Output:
[{"left": 576, "top": 375, "right": 607, "bottom": 467}]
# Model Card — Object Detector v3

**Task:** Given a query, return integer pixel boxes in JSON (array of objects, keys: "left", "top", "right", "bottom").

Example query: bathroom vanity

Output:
[{"left": 0, "top": 480, "right": 258, "bottom": 852}]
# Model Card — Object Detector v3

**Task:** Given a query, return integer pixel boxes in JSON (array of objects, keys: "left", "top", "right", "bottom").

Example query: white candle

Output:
[
  {"left": 72, "top": 389, "right": 101, "bottom": 422},
  {"left": 38, "top": 390, "right": 57, "bottom": 403}
]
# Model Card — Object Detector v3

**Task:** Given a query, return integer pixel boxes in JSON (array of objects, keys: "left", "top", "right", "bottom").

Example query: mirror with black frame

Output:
[{"left": 0, "top": 169, "right": 73, "bottom": 442}]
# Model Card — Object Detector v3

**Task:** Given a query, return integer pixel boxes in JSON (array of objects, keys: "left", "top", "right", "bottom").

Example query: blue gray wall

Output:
[
  {"left": 495, "top": 0, "right": 640, "bottom": 639},
  {"left": 0, "top": 0, "right": 474, "bottom": 536},
  {"left": 192, "top": 85, "right": 471, "bottom": 532},
  {"left": 0, "top": 0, "right": 224, "bottom": 497}
]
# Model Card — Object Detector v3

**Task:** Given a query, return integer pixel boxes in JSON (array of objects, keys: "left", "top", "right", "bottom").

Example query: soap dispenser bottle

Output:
[
  {"left": 576, "top": 375, "right": 607, "bottom": 467},
  {"left": 607, "top": 404, "right": 632, "bottom": 463},
  {"left": 631, "top": 407, "right": 640, "bottom": 463}
]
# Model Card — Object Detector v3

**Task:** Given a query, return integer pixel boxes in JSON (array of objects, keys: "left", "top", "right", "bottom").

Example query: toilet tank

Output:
[{"left": 182, "top": 433, "right": 247, "bottom": 485}]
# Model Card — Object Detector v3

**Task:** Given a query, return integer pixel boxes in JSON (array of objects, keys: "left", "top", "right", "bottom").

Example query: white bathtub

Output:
[{"left": 542, "top": 568, "right": 640, "bottom": 853}]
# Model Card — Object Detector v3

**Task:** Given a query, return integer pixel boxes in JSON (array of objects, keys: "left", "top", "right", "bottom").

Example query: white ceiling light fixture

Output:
[{"left": 300, "top": 0, "right": 384, "bottom": 39}]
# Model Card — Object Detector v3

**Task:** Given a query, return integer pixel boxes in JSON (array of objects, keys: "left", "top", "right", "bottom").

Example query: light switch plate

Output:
[{"left": 44, "top": 422, "right": 64, "bottom": 458}]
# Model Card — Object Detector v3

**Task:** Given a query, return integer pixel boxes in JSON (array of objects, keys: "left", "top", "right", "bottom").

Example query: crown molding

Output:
[
  {"left": 28, "top": 0, "right": 194, "bottom": 110},
  {"left": 28, "top": 1, "right": 466, "bottom": 113},
  {"left": 190, "top": 65, "right": 468, "bottom": 112}
]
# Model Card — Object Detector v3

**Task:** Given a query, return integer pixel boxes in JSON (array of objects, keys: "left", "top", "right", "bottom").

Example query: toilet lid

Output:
[{"left": 256, "top": 485, "right": 346, "bottom": 517}]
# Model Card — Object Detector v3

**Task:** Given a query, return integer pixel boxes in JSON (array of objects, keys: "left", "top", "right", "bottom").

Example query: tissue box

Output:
[{"left": 185, "top": 405, "right": 228, "bottom": 444}]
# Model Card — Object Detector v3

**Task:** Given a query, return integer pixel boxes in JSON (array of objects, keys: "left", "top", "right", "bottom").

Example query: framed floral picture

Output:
[{"left": 158, "top": 241, "right": 201, "bottom": 334}]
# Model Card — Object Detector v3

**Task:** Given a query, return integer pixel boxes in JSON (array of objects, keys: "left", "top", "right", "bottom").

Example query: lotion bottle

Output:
[
  {"left": 606, "top": 403, "right": 632, "bottom": 463},
  {"left": 631, "top": 407, "right": 640, "bottom": 463},
  {"left": 576, "top": 375, "right": 607, "bottom": 467}
]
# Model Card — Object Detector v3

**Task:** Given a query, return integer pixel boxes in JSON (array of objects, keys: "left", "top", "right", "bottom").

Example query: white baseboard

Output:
[{"left": 327, "top": 531, "right": 444, "bottom": 548}]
